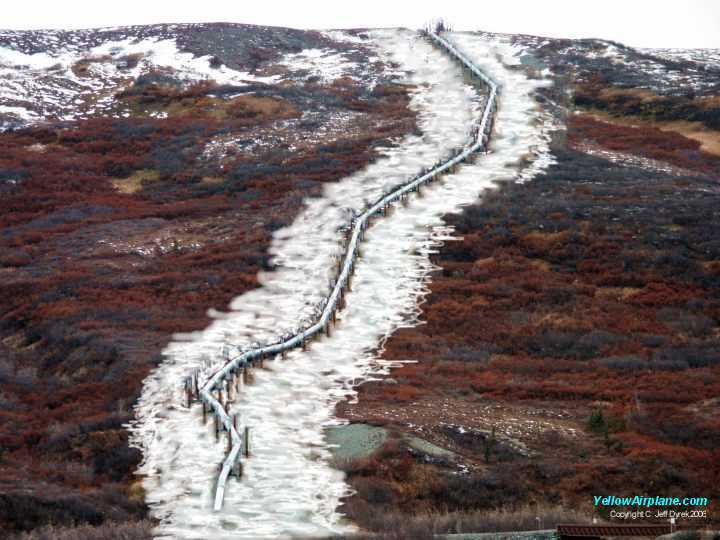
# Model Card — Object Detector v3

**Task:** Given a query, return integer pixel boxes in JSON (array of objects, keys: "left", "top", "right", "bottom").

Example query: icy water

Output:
[{"left": 130, "top": 29, "right": 554, "bottom": 539}]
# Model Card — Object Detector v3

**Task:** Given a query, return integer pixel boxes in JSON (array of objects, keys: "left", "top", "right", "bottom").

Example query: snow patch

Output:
[
  {"left": 0, "top": 36, "right": 281, "bottom": 127},
  {"left": 0, "top": 46, "right": 64, "bottom": 69},
  {"left": 88, "top": 37, "right": 281, "bottom": 86},
  {"left": 280, "top": 48, "right": 359, "bottom": 83}
]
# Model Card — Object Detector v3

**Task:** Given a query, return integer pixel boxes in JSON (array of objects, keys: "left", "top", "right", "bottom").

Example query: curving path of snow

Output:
[
  {"left": 130, "top": 29, "right": 555, "bottom": 539},
  {"left": 129, "top": 28, "right": 482, "bottom": 539}
]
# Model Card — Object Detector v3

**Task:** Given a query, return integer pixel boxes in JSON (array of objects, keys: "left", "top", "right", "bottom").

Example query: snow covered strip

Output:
[{"left": 195, "top": 30, "right": 500, "bottom": 512}]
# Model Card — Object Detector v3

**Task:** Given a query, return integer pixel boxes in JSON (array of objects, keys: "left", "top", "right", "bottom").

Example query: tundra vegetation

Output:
[
  {"left": 337, "top": 74, "right": 720, "bottom": 536},
  {"left": 0, "top": 29, "right": 416, "bottom": 534},
  {"left": 2, "top": 24, "right": 719, "bottom": 539}
]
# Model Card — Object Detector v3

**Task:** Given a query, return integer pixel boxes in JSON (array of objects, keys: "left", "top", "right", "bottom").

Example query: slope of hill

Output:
[
  {"left": 0, "top": 23, "right": 417, "bottom": 535},
  {"left": 336, "top": 31, "right": 720, "bottom": 537},
  {"left": 128, "top": 27, "right": 489, "bottom": 539},
  {"left": 1, "top": 22, "right": 718, "bottom": 540}
]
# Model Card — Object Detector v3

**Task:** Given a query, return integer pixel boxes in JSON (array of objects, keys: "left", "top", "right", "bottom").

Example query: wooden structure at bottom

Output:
[{"left": 557, "top": 523, "right": 682, "bottom": 539}]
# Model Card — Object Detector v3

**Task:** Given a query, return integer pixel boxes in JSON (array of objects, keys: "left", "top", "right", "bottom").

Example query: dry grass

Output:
[
  {"left": 597, "top": 87, "right": 657, "bottom": 102},
  {"left": 521, "top": 230, "right": 570, "bottom": 251},
  {"left": 595, "top": 286, "right": 643, "bottom": 300},
  {"left": 421, "top": 505, "right": 592, "bottom": 534},
  {"left": 677, "top": 127, "right": 720, "bottom": 156},
  {"left": 127, "top": 480, "right": 146, "bottom": 504},
  {"left": 335, "top": 504, "right": 592, "bottom": 538},
  {"left": 144, "top": 93, "right": 299, "bottom": 121},
  {"left": 111, "top": 169, "right": 161, "bottom": 194},
  {"left": 701, "top": 261, "right": 720, "bottom": 273},
  {"left": 71, "top": 55, "right": 113, "bottom": 77},
  {"left": 158, "top": 96, "right": 225, "bottom": 119},
  {"left": 200, "top": 175, "right": 224, "bottom": 184},
  {"left": 586, "top": 110, "right": 720, "bottom": 156},
  {"left": 226, "top": 94, "right": 298, "bottom": 119},
  {"left": 532, "top": 311, "right": 594, "bottom": 332},
  {"left": 698, "top": 95, "right": 720, "bottom": 108},
  {"left": 534, "top": 260, "right": 554, "bottom": 273},
  {"left": 12, "top": 521, "right": 154, "bottom": 540}
]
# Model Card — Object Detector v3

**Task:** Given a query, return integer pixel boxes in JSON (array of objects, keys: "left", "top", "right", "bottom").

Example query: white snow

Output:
[
  {"left": 0, "top": 46, "right": 63, "bottom": 69},
  {"left": 323, "top": 30, "right": 368, "bottom": 45},
  {"left": 0, "top": 104, "right": 39, "bottom": 120},
  {"left": 544, "top": 38, "right": 717, "bottom": 94},
  {"left": 0, "top": 36, "right": 282, "bottom": 126},
  {"left": 280, "top": 48, "right": 361, "bottom": 83},
  {"left": 642, "top": 47, "right": 720, "bottom": 70},
  {"left": 0, "top": 28, "right": 388, "bottom": 128},
  {"left": 129, "top": 29, "right": 554, "bottom": 540},
  {"left": 444, "top": 31, "right": 557, "bottom": 184},
  {"left": 88, "top": 37, "right": 281, "bottom": 86}
]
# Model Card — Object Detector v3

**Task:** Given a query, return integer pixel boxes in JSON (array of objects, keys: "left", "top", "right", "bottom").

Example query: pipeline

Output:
[{"left": 183, "top": 30, "right": 500, "bottom": 511}]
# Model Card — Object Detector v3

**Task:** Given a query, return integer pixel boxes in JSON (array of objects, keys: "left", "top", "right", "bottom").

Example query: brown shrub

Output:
[{"left": 12, "top": 520, "right": 154, "bottom": 540}]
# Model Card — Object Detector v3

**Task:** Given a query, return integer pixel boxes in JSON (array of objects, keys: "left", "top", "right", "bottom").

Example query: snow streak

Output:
[{"left": 130, "top": 29, "right": 554, "bottom": 539}]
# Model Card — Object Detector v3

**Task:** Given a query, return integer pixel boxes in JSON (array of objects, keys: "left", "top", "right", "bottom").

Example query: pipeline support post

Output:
[{"left": 243, "top": 426, "right": 250, "bottom": 458}]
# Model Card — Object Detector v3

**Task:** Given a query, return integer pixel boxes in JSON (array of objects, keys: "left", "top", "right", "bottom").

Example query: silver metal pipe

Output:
[{"left": 196, "top": 30, "right": 501, "bottom": 511}]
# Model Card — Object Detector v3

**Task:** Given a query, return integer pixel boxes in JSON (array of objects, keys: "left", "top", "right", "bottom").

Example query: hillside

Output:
[
  {"left": 1, "top": 22, "right": 719, "bottom": 540},
  {"left": 0, "top": 23, "right": 416, "bottom": 535},
  {"left": 336, "top": 31, "right": 720, "bottom": 536}
]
